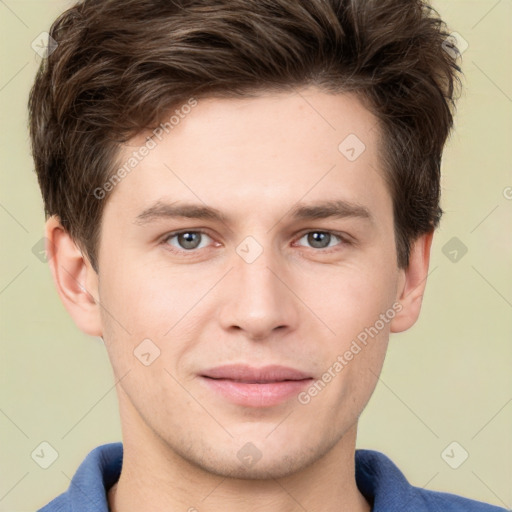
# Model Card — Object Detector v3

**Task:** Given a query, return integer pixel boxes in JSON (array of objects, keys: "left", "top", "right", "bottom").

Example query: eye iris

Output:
[
  {"left": 178, "top": 232, "right": 201, "bottom": 250},
  {"left": 173, "top": 232, "right": 335, "bottom": 251},
  {"left": 308, "top": 232, "right": 330, "bottom": 248}
]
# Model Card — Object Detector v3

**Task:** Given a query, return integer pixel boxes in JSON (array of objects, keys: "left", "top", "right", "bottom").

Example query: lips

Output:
[
  {"left": 200, "top": 364, "right": 312, "bottom": 382},
  {"left": 199, "top": 364, "right": 313, "bottom": 407}
]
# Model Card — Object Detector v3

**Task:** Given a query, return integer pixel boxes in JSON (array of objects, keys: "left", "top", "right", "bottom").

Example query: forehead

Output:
[{"left": 104, "top": 88, "right": 388, "bottom": 224}]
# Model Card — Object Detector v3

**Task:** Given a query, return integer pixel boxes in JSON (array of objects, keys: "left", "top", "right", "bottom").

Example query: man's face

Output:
[{"left": 96, "top": 87, "right": 405, "bottom": 478}]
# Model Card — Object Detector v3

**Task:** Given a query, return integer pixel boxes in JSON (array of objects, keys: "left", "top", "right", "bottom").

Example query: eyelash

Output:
[{"left": 161, "top": 229, "right": 352, "bottom": 255}]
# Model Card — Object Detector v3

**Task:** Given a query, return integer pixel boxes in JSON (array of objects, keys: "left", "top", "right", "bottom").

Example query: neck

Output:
[{"left": 108, "top": 395, "right": 370, "bottom": 512}]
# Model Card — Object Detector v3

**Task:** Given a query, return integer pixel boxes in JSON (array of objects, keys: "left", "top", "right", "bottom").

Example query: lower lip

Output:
[{"left": 199, "top": 376, "right": 313, "bottom": 407}]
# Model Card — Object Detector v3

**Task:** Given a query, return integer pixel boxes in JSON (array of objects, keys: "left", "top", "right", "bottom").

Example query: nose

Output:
[{"left": 217, "top": 242, "right": 300, "bottom": 341}]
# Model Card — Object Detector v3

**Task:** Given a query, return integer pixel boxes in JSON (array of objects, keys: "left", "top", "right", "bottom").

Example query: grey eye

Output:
[
  {"left": 297, "top": 231, "right": 341, "bottom": 249},
  {"left": 166, "top": 231, "right": 212, "bottom": 251}
]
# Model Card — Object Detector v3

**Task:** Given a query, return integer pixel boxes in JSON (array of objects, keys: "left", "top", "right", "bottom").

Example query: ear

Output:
[
  {"left": 390, "top": 231, "right": 433, "bottom": 333},
  {"left": 44, "top": 215, "right": 103, "bottom": 337}
]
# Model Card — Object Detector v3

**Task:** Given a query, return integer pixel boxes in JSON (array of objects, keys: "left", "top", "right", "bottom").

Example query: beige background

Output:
[{"left": 1, "top": 1, "right": 511, "bottom": 511}]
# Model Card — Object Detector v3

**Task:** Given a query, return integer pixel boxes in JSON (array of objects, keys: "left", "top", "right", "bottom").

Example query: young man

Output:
[{"left": 28, "top": 0, "right": 507, "bottom": 511}]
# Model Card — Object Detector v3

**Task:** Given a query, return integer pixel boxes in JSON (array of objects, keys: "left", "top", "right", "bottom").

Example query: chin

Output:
[
  {"left": 195, "top": 451, "right": 316, "bottom": 480},
  {"left": 174, "top": 434, "right": 333, "bottom": 481}
]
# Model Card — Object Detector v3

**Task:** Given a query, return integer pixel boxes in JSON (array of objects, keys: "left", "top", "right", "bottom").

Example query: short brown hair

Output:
[{"left": 28, "top": 0, "right": 462, "bottom": 271}]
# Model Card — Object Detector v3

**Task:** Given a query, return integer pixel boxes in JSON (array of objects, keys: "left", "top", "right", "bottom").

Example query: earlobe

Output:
[
  {"left": 390, "top": 231, "right": 434, "bottom": 333},
  {"left": 45, "top": 215, "right": 103, "bottom": 337}
]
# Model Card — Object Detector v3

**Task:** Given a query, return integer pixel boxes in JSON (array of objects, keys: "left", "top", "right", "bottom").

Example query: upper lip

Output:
[{"left": 200, "top": 364, "right": 312, "bottom": 383}]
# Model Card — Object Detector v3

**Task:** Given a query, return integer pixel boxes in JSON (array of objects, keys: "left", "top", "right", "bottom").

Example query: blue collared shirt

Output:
[{"left": 37, "top": 443, "right": 508, "bottom": 511}]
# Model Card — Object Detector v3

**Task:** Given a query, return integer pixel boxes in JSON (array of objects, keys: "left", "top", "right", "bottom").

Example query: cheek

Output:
[
  {"left": 98, "top": 257, "right": 213, "bottom": 375},
  {"left": 306, "top": 260, "right": 398, "bottom": 335},
  {"left": 323, "top": 261, "right": 396, "bottom": 398},
  {"left": 301, "top": 258, "right": 397, "bottom": 401},
  {"left": 100, "top": 253, "right": 184, "bottom": 329}
]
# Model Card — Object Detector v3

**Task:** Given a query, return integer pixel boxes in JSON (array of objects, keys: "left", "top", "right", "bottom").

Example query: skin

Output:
[{"left": 46, "top": 86, "right": 432, "bottom": 512}]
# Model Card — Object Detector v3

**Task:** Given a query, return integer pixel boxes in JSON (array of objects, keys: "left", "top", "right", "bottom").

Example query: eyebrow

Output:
[{"left": 133, "top": 199, "right": 373, "bottom": 226}]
